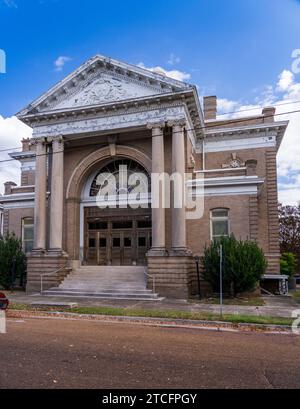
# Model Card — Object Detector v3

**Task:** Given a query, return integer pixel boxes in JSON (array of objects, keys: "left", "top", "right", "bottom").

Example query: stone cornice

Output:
[
  {"left": 9, "top": 151, "right": 36, "bottom": 160},
  {"left": 20, "top": 89, "right": 195, "bottom": 124},
  {"left": 203, "top": 120, "right": 288, "bottom": 151},
  {"left": 205, "top": 121, "right": 288, "bottom": 138},
  {"left": 17, "top": 55, "right": 192, "bottom": 117}
]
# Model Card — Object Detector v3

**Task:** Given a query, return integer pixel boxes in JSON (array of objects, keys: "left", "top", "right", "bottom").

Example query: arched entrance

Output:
[{"left": 81, "top": 158, "right": 152, "bottom": 266}]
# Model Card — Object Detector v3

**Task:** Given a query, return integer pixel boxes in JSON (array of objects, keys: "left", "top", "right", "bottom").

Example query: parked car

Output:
[
  {"left": 295, "top": 275, "right": 300, "bottom": 285},
  {"left": 0, "top": 293, "right": 9, "bottom": 310}
]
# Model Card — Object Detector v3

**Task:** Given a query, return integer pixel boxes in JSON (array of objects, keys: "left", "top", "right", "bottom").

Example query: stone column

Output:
[
  {"left": 33, "top": 138, "right": 47, "bottom": 251},
  {"left": 168, "top": 119, "right": 187, "bottom": 252},
  {"left": 147, "top": 122, "right": 166, "bottom": 253},
  {"left": 49, "top": 136, "right": 64, "bottom": 251}
]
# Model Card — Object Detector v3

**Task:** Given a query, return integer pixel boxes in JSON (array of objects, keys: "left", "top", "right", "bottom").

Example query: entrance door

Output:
[
  {"left": 85, "top": 211, "right": 151, "bottom": 266},
  {"left": 111, "top": 230, "right": 134, "bottom": 266},
  {"left": 86, "top": 231, "right": 109, "bottom": 265},
  {"left": 111, "top": 220, "right": 134, "bottom": 265}
]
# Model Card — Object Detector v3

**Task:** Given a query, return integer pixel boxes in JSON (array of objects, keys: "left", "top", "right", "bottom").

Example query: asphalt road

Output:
[{"left": 1, "top": 317, "right": 300, "bottom": 389}]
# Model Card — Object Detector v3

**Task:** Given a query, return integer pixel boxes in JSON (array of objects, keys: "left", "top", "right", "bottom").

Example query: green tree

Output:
[
  {"left": 280, "top": 252, "right": 297, "bottom": 277},
  {"left": 0, "top": 232, "right": 26, "bottom": 290},
  {"left": 202, "top": 235, "right": 267, "bottom": 296},
  {"left": 279, "top": 203, "right": 300, "bottom": 273}
]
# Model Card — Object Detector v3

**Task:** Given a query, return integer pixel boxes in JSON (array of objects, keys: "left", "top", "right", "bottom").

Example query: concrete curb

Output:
[{"left": 7, "top": 309, "right": 293, "bottom": 334}]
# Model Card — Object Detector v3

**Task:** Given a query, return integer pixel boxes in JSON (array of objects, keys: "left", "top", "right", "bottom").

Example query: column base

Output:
[
  {"left": 169, "top": 248, "right": 193, "bottom": 257},
  {"left": 26, "top": 251, "right": 70, "bottom": 293},
  {"left": 147, "top": 248, "right": 167, "bottom": 257},
  {"left": 147, "top": 252, "right": 195, "bottom": 299}
]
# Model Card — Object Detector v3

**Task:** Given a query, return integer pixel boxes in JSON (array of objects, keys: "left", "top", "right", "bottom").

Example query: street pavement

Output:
[{"left": 1, "top": 316, "right": 300, "bottom": 389}]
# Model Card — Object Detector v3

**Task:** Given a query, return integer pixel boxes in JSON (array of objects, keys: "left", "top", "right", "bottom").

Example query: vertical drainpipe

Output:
[{"left": 202, "top": 138, "right": 206, "bottom": 171}]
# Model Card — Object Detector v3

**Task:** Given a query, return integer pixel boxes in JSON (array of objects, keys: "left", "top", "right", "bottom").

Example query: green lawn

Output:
[
  {"left": 189, "top": 296, "right": 265, "bottom": 306},
  {"left": 291, "top": 289, "right": 300, "bottom": 304},
  {"left": 8, "top": 303, "right": 293, "bottom": 327}
]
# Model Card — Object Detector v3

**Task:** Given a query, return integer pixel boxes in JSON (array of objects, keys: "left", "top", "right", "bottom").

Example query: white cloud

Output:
[
  {"left": 276, "top": 70, "right": 294, "bottom": 92},
  {"left": 137, "top": 62, "right": 191, "bottom": 82},
  {"left": 54, "top": 56, "right": 71, "bottom": 72},
  {"left": 0, "top": 115, "right": 32, "bottom": 195},
  {"left": 3, "top": 0, "right": 17, "bottom": 8},
  {"left": 216, "top": 68, "right": 300, "bottom": 206},
  {"left": 167, "top": 53, "right": 181, "bottom": 66}
]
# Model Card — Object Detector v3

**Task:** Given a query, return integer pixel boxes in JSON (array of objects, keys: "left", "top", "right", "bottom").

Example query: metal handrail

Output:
[
  {"left": 40, "top": 266, "right": 66, "bottom": 295},
  {"left": 144, "top": 267, "right": 156, "bottom": 294}
]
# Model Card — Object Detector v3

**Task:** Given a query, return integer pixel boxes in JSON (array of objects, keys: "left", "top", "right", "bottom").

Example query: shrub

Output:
[
  {"left": 280, "top": 252, "right": 297, "bottom": 277},
  {"left": 0, "top": 232, "right": 27, "bottom": 290},
  {"left": 202, "top": 235, "right": 267, "bottom": 296}
]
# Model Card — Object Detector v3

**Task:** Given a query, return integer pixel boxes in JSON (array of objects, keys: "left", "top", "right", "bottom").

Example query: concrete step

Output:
[
  {"left": 43, "top": 288, "right": 161, "bottom": 300},
  {"left": 45, "top": 265, "right": 159, "bottom": 301},
  {"left": 50, "top": 287, "right": 154, "bottom": 294}
]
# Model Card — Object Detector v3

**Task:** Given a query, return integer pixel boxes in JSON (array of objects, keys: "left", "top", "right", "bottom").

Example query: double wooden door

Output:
[{"left": 85, "top": 217, "right": 151, "bottom": 266}]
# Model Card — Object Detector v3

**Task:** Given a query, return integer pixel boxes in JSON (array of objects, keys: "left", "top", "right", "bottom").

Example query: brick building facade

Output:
[{"left": 0, "top": 55, "right": 288, "bottom": 298}]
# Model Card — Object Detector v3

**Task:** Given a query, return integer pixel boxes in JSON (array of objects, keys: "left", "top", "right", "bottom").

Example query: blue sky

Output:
[{"left": 0, "top": 0, "right": 300, "bottom": 203}]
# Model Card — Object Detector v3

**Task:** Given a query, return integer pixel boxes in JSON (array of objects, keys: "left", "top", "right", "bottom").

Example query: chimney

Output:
[
  {"left": 203, "top": 96, "right": 217, "bottom": 120},
  {"left": 21, "top": 138, "right": 30, "bottom": 152},
  {"left": 4, "top": 181, "right": 17, "bottom": 195},
  {"left": 262, "top": 106, "right": 276, "bottom": 123}
]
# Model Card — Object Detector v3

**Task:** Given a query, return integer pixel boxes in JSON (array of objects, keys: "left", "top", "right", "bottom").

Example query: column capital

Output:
[
  {"left": 47, "top": 135, "right": 64, "bottom": 144},
  {"left": 167, "top": 118, "right": 186, "bottom": 129},
  {"left": 147, "top": 121, "right": 165, "bottom": 131},
  {"left": 30, "top": 137, "right": 47, "bottom": 147}
]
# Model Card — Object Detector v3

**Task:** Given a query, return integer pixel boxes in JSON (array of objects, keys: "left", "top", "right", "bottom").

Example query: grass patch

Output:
[
  {"left": 8, "top": 303, "right": 293, "bottom": 326},
  {"left": 189, "top": 296, "right": 265, "bottom": 307},
  {"left": 291, "top": 290, "right": 300, "bottom": 304}
]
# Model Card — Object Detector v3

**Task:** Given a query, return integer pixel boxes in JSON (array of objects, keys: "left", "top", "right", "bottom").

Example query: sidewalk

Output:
[{"left": 5, "top": 291, "right": 299, "bottom": 319}]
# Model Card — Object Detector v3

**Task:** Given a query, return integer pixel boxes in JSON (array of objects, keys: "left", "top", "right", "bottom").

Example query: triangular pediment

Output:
[
  {"left": 18, "top": 55, "right": 192, "bottom": 116},
  {"left": 53, "top": 72, "right": 165, "bottom": 110}
]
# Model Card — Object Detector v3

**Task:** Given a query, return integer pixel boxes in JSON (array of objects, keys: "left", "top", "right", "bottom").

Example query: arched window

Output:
[
  {"left": 210, "top": 209, "right": 230, "bottom": 241},
  {"left": 22, "top": 217, "right": 34, "bottom": 253},
  {"left": 89, "top": 159, "right": 150, "bottom": 197}
]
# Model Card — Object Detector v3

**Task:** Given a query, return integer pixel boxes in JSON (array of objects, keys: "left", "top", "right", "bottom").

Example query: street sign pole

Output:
[{"left": 219, "top": 244, "right": 223, "bottom": 317}]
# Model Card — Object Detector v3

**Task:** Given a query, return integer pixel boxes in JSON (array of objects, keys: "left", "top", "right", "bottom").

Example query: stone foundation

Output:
[
  {"left": 147, "top": 254, "right": 196, "bottom": 298},
  {"left": 26, "top": 251, "right": 70, "bottom": 293}
]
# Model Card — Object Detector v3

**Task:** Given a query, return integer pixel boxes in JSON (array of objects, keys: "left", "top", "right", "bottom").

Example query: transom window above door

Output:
[{"left": 89, "top": 159, "right": 150, "bottom": 197}]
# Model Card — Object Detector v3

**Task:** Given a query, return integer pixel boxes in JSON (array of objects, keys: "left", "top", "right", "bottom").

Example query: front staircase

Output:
[{"left": 41, "top": 266, "right": 162, "bottom": 301}]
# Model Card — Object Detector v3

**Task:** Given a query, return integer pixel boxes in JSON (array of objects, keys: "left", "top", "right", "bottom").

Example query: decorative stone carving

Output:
[
  {"left": 222, "top": 152, "right": 245, "bottom": 169},
  {"left": 32, "top": 106, "right": 187, "bottom": 138},
  {"left": 167, "top": 118, "right": 186, "bottom": 128},
  {"left": 54, "top": 74, "right": 162, "bottom": 110},
  {"left": 146, "top": 121, "right": 165, "bottom": 130}
]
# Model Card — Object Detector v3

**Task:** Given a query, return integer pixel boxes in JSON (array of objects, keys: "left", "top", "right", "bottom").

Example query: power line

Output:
[
  {"left": 0, "top": 106, "right": 299, "bottom": 165},
  {"left": 1, "top": 98, "right": 300, "bottom": 155},
  {"left": 216, "top": 98, "right": 300, "bottom": 117}
]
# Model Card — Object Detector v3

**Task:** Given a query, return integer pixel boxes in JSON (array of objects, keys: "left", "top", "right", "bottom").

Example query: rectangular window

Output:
[
  {"left": 89, "top": 238, "right": 96, "bottom": 248},
  {"left": 113, "top": 237, "right": 121, "bottom": 247},
  {"left": 99, "top": 238, "right": 107, "bottom": 248},
  {"left": 211, "top": 209, "right": 229, "bottom": 241},
  {"left": 138, "top": 237, "right": 146, "bottom": 247},
  {"left": 88, "top": 222, "right": 108, "bottom": 230},
  {"left": 22, "top": 218, "right": 34, "bottom": 253},
  {"left": 112, "top": 221, "right": 133, "bottom": 229},
  {"left": 124, "top": 237, "right": 132, "bottom": 247},
  {"left": 137, "top": 220, "right": 151, "bottom": 229}
]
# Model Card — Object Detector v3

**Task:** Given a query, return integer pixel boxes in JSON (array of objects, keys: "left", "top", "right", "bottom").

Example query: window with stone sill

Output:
[
  {"left": 22, "top": 218, "right": 34, "bottom": 253},
  {"left": 210, "top": 209, "right": 230, "bottom": 241}
]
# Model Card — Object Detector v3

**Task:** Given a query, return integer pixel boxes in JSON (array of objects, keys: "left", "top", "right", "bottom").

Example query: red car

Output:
[{"left": 0, "top": 293, "right": 9, "bottom": 310}]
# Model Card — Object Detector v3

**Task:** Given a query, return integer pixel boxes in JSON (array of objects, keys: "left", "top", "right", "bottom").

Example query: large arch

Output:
[
  {"left": 66, "top": 145, "right": 152, "bottom": 200},
  {"left": 65, "top": 145, "right": 152, "bottom": 263}
]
